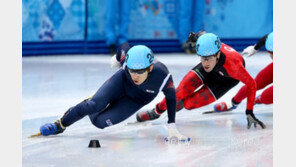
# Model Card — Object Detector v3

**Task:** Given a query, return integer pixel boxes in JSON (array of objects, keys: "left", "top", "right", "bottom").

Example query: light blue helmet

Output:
[
  {"left": 195, "top": 33, "right": 221, "bottom": 57},
  {"left": 265, "top": 32, "right": 273, "bottom": 52},
  {"left": 126, "top": 45, "right": 154, "bottom": 70}
]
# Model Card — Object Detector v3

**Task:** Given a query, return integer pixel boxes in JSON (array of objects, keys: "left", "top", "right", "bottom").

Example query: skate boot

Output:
[
  {"left": 40, "top": 119, "right": 66, "bottom": 136},
  {"left": 136, "top": 108, "right": 161, "bottom": 122},
  {"left": 214, "top": 100, "right": 238, "bottom": 112}
]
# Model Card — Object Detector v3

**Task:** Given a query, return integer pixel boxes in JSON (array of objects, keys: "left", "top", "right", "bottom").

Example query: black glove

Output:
[
  {"left": 186, "top": 30, "right": 207, "bottom": 44},
  {"left": 246, "top": 110, "right": 266, "bottom": 129}
]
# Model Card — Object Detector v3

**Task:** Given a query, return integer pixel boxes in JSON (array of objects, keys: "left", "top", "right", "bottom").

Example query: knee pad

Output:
[
  {"left": 75, "top": 99, "right": 98, "bottom": 116},
  {"left": 89, "top": 116, "right": 107, "bottom": 129}
]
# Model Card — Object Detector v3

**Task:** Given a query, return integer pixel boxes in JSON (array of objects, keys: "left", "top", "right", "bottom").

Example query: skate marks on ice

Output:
[
  {"left": 23, "top": 106, "right": 272, "bottom": 167},
  {"left": 169, "top": 106, "right": 273, "bottom": 166}
]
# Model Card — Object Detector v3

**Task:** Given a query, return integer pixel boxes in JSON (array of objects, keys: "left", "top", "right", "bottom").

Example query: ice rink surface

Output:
[{"left": 22, "top": 53, "right": 273, "bottom": 167}]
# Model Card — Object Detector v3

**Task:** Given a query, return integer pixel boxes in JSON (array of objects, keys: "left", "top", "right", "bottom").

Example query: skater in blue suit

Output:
[{"left": 39, "top": 44, "right": 188, "bottom": 141}]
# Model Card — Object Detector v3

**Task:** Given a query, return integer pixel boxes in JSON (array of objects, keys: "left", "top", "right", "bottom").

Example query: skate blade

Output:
[
  {"left": 202, "top": 110, "right": 230, "bottom": 114},
  {"left": 28, "top": 132, "right": 41, "bottom": 138},
  {"left": 202, "top": 110, "right": 215, "bottom": 114},
  {"left": 126, "top": 121, "right": 149, "bottom": 126},
  {"left": 164, "top": 137, "right": 191, "bottom": 145},
  {"left": 126, "top": 120, "right": 161, "bottom": 126}
]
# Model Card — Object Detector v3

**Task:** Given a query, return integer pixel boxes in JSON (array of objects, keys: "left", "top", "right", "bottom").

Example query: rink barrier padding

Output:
[{"left": 22, "top": 39, "right": 263, "bottom": 56}]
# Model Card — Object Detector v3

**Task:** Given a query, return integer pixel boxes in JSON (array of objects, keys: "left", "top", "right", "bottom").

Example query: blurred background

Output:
[{"left": 22, "top": 0, "right": 273, "bottom": 56}]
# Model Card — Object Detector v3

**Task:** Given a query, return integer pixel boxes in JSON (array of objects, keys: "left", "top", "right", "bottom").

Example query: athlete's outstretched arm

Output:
[
  {"left": 229, "top": 63, "right": 265, "bottom": 129},
  {"left": 242, "top": 34, "right": 268, "bottom": 57},
  {"left": 162, "top": 75, "right": 190, "bottom": 142},
  {"left": 230, "top": 63, "right": 256, "bottom": 111},
  {"left": 254, "top": 34, "right": 268, "bottom": 50},
  {"left": 162, "top": 75, "right": 176, "bottom": 124}
]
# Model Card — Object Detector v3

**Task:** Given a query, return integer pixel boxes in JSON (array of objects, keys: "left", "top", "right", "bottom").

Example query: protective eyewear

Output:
[
  {"left": 200, "top": 55, "right": 216, "bottom": 62},
  {"left": 128, "top": 68, "right": 148, "bottom": 75}
]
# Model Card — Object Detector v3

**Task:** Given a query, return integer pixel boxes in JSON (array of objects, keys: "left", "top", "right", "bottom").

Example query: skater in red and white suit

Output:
[
  {"left": 136, "top": 32, "right": 266, "bottom": 129},
  {"left": 214, "top": 32, "right": 273, "bottom": 112}
]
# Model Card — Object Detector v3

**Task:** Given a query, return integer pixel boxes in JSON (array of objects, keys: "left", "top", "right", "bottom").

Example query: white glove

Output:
[
  {"left": 110, "top": 54, "right": 121, "bottom": 69},
  {"left": 242, "top": 45, "right": 258, "bottom": 57},
  {"left": 165, "top": 123, "right": 190, "bottom": 143}
]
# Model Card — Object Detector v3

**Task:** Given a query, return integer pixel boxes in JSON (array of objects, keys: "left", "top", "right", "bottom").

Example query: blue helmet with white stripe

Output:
[
  {"left": 126, "top": 45, "right": 154, "bottom": 70},
  {"left": 195, "top": 33, "right": 221, "bottom": 57},
  {"left": 265, "top": 32, "right": 273, "bottom": 52}
]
